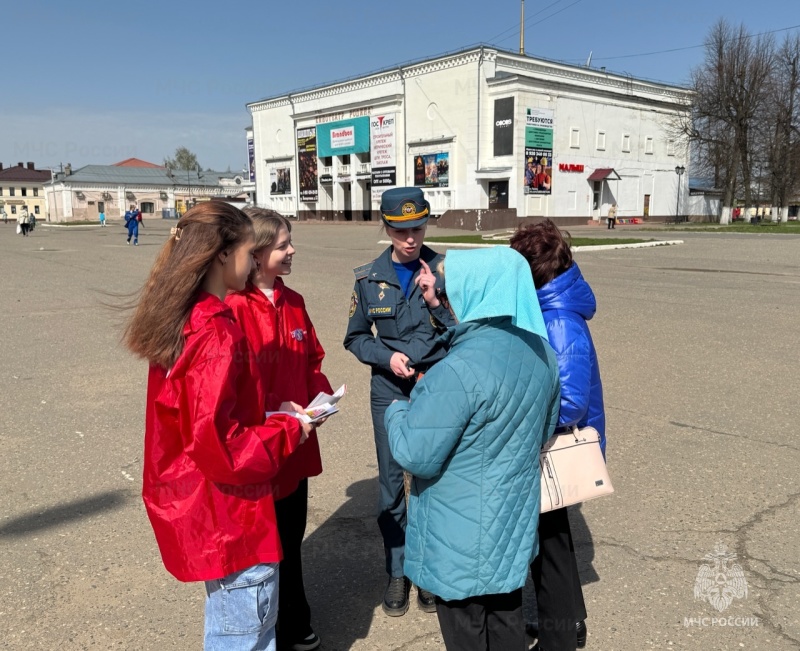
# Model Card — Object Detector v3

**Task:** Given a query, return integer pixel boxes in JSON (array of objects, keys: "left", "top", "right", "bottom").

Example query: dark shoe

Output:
[
  {"left": 417, "top": 587, "right": 436, "bottom": 613},
  {"left": 382, "top": 576, "right": 410, "bottom": 617},
  {"left": 291, "top": 631, "right": 321, "bottom": 651},
  {"left": 525, "top": 622, "right": 538, "bottom": 639},
  {"left": 577, "top": 620, "right": 587, "bottom": 648}
]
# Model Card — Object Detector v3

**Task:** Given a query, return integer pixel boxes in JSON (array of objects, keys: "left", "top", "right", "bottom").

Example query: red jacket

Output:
[
  {"left": 142, "top": 292, "right": 303, "bottom": 582},
  {"left": 226, "top": 279, "right": 332, "bottom": 500}
]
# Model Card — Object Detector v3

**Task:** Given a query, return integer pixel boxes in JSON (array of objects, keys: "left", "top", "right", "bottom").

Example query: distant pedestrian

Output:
[
  {"left": 1, "top": 206, "right": 7, "bottom": 224},
  {"left": 137, "top": 209, "right": 145, "bottom": 229},
  {"left": 607, "top": 203, "right": 617, "bottom": 229},
  {"left": 99, "top": 211, "right": 106, "bottom": 227},
  {"left": 29, "top": 211, "right": 36, "bottom": 232},
  {"left": 125, "top": 204, "right": 140, "bottom": 245},
  {"left": 18, "top": 206, "right": 31, "bottom": 236}
]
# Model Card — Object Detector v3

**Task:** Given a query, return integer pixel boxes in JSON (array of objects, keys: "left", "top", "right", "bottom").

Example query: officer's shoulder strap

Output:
[{"left": 353, "top": 261, "right": 373, "bottom": 280}]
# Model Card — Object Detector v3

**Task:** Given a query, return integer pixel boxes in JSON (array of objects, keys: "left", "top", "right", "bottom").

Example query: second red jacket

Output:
[{"left": 226, "top": 279, "right": 332, "bottom": 500}]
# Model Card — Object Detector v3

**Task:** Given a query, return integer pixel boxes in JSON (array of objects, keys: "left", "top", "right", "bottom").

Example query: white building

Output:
[{"left": 247, "top": 46, "right": 691, "bottom": 230}]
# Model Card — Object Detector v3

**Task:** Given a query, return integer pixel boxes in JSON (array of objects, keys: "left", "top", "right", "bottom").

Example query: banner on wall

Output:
[
  {"left": 413, "top": 153, "right": 449, "bottom": 188},
  {"left": 297, "top": 127, "right": 318, "bottom": 203},
  {"left": 270, "top": 168, "right": 291, "bottom": 195},
  {"left": 493, "top": 97, "right": 515, "bottom": 157},
  {"left": 247, "top": 138, "right": 255, "bottom": 182},
  {"left": 524, "top": 108, "right": 554, "bottom": 195},
  {"left": 370, "top": 114, "right": 397, "bottom": 187},
  {"left": 317, "top": 116, "right": 370, "bottom": 157}
]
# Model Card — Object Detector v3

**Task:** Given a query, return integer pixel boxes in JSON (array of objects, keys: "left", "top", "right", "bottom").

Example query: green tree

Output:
[{"left": 164, "top": 147, "right": 200, "bottom": 171}]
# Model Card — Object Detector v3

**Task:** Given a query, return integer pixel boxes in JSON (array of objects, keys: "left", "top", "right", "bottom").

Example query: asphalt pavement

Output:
[{"left": 0, "top": 219, "right": 798, "bottom": 650}]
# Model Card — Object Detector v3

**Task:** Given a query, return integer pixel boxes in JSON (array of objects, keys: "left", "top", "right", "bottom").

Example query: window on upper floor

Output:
[
  {"left": 667, "top": 139, "right": 675, "bottom": 156},
  {"left": 645, "top": 136, "right": 654, "bottom": 155},
  {"left": 9, "top": 187, "right": 15, "bottom": 196},
  {"left": 622, "top": 134, "right": 631, "bottom": 152},
  {"left": 21, "top": 187, "right": 27, "bottom": 196},
  {"left": 570, "top": 127, "right": 580, "bottom": 148},
  {"left": 596, "top": 130, "right": 606, "bottom": 151},
  {"left": 33, "top": 188, "right": 39, "bottom": 197}
]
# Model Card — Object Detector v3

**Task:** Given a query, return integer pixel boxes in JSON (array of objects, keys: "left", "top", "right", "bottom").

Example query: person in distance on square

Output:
[
  {"left": 124, "top": 201, "right": 314, "bottom": 650},
  {"left": 125, "top": 204, "right": 140, "bottom": 245},
  {"left": 511, "top": 219, "right": 607, "bottom": 651},
  {"left": 226, "top": 208, "right": 331, "bottom": 651},
  {"left": 343, "top": 187, "right": 455, "bottom": 617},
  {"left": 384, "top": 247, "right": 560, "bottom": 651}
]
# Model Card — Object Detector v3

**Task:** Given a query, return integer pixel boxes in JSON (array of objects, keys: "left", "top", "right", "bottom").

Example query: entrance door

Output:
[
  {"left": 643, "top": 194, "right": 650, "bottom": 220},
  {"left": 592, "top": 181, "right": 602, "bottom": 219},
  {"left": 488, "top": 181, "right": 509, "bottom": 209},
  {"left": 97, "top": 201, "right": 105, "bottom": 214},
  {"left": 362, "top": 182, "right": 372, "bottom": 221},
  {"left": 343, "top": 183, "right": 352, "bottom": 221}
]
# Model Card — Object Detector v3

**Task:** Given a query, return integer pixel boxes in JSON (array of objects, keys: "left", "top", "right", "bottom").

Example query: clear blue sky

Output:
[{"left": 3, "top": 0, "right": 798, "bottom": 171}]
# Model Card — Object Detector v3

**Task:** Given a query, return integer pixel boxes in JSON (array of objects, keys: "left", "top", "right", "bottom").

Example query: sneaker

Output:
[
  {"left": 417, "top": 587, "right": 436, "bottom": 613},
  {"left": 291, "top": 631, "right": 321, "bottom": 651},
  {"left": 382, "top": 576, "right": 410, "bottom": 617}
]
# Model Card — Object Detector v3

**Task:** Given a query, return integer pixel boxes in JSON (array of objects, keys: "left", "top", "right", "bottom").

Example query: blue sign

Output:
[{"left": 317, "top": 116, "right": 370, "bottom": 157}]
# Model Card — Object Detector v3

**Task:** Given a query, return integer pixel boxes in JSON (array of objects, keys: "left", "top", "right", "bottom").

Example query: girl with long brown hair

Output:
[
  {"left": 124, "top": 201, "right": 313, "bottom": 651},
  {"left": 226, "top": 208, "right": 332, "bottom": 651}
]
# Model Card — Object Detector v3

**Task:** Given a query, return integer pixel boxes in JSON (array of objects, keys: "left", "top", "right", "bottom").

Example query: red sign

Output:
[{"left": 558, "top": 163, "right": 585, "bottom": 173}]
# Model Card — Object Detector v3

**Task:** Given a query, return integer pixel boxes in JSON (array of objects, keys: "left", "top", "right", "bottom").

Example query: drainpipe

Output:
[{"left": 476, "top": 47, "right": 485, "bottom": 227}]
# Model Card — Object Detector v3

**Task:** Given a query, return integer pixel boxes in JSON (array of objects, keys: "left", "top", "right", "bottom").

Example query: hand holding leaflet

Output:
[{"left": 266, "top": 385, "right": 347, "bottom": 425}]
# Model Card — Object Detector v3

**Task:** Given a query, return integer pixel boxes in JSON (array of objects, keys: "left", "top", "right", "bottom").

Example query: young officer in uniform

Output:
[{"left": 344, "top": 187, "right": 455, "bottom": 617}]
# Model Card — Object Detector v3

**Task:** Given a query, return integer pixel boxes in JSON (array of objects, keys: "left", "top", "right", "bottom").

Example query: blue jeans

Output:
[
  {"left": 204, "top": 563, "right": 279, "bottom": 651},
  {"left": 126, "top": 222, "right": 138, "bottom": 244}
]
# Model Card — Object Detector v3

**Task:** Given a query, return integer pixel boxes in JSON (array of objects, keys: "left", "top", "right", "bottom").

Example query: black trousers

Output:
[
  {"left": 274, "top": 478, "right": 313, "bottom": 645},
  {"left": 531, "top": 507, "right": 587, "bottom": 651},
  {"left": 436, "top": 589, "right": 526, "bottom": 651}
]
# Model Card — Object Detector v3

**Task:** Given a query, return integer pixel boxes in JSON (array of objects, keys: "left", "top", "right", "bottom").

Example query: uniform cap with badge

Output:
[{"left": 380, "top": 187, "right": 431, "bottom": 229}]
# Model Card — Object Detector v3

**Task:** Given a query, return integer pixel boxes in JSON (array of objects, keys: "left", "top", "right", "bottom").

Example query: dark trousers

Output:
[
  {"left": 531, "top": 507, "right": 587, "bottom": 651},
  {"left": 370, "top": 372, "right": 415, "bottom": 577},
  {"left": 436, "top": 589, "right": 526, "bottom": 651},
  {"left": 274, "top": 478, "right": 313, "bottom": 645},
  {"left": 607, "top": 217, "right": 615, "bottom": 229}
]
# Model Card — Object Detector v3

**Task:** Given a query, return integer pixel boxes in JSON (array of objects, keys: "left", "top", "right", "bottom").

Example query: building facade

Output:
[
  {"left": 247, "top": 46, "right": 692, "bottom": 230},
  {"left": 0, "top": 162, "right": 51, "bottom": 220},
  {"left": 44, "top": 164, "right": 254, "bottom": 222}
]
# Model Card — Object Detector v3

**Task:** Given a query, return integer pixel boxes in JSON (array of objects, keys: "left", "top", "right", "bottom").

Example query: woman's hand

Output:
[
  {"left": 414, "top": 260, "right": 440, "bottom": 308},
  {"left": 390, "top": 352, "right": 415, "bottom": 379},
  {"left": 298, "top": 419, "right": 314, "bottom": 444}
]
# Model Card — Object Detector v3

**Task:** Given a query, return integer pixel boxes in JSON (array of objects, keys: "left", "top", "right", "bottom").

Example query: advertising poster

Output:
[
  {"left": 413, "top": 153, "right": 449, "bottom": 188},
  {"left": 370, "top": 114, "right": 397, "bottom": 187},
  {"left": 494, "top": 97, "right": 515, "bottom": 157},
  {"left": 524, "top": 108, "right": 554, "bottom": 195},
  {"left": 297, "top": 127, "right": 318, "bottom": 203},
  {"left": 247, "top": 138, "right": 255, "bottom": 182},
  {"left": 317, "top": 116, "right": 370, "bottom": 157},
  {"left": 270, "top": 168, "right": 291, "bottom": 195}
]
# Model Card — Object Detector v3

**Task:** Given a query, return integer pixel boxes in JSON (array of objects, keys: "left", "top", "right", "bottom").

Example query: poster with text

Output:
[
  {"left": 370, "top": 114, "right": 397, "bottom": 187},
  {"left": 297, "top": 127, "right": 318, "bottom": 203},
  {"left": 524, "top": 108, "right": 554, "bottom": 195},
  {"left": 247, "top": 138, "right": 255, "bottom": 182}
]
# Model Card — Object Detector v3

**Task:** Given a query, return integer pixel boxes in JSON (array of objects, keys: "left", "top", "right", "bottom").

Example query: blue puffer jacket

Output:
[
  {"left": 385, "top": 318, "right": 560, "bottom": 600},
  {"left": 537, "top": 262, "right": 606, "bottom": 454}
]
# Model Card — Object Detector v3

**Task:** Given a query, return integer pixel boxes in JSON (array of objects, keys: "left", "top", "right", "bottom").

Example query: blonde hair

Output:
[{"left": 123, "top": 201, "right": 253, "bottom": 368}]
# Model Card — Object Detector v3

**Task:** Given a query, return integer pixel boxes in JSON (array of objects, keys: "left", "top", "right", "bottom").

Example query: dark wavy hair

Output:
[{"left": 509, "top": 219, "right": 573, "bottom": 289}]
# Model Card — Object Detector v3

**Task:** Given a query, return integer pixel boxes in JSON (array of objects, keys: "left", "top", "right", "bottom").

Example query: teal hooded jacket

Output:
[{"left": 384, "top": 248, "right": 560, "bottom": 600}]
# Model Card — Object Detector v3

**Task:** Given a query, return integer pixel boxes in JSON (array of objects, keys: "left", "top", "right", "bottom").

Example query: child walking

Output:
[
  {"left": 226, "top": 209, "right": 331, "bottom": 651},
  {"left": 124, "top": 201, "right": 314, "bottom": 651}
]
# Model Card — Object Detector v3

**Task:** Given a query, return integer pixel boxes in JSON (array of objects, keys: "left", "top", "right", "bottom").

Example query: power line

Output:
[{"left": 484, "top": 0, "right": 588, "bottom": 49}]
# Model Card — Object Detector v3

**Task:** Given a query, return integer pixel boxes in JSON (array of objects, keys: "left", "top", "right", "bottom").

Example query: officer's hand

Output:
[
  {"left": 390, "top": 353, "right": 415, "bottom": 379},
  {"left": 414, "top": 260, "right": 440, "bottom": 308}
]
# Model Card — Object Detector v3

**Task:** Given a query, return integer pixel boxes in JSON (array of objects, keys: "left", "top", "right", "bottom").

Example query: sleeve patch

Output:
[{"left": 349, "top": 291, "right": 358, "bottom": 318}]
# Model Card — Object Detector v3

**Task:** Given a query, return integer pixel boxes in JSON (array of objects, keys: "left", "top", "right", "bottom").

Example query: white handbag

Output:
[{"left": 540, "top": 425, "right": 613, "bottom": 513}]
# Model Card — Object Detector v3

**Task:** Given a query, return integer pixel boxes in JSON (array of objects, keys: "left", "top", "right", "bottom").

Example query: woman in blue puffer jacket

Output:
[
  {"left": 385, "top": 247, "right": 561, "bottom": 651},
  {"left": 511, "top": 219, "right": 606, "bottom": 651}
]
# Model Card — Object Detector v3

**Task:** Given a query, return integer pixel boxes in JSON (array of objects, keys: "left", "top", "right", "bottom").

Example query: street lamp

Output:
[{"left": 675, "top": 165, "right": 685, "bottom": 223}]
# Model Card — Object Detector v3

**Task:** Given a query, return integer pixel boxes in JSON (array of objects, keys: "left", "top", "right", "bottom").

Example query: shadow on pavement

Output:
[
  {"left": 569, "top": 504, "right": 600, "bottom": 585},
  {"left": 0, "top": 490, "right": 129, "bottom": 538},
  {"left": 303, "top": 478, "right": 384, "bottom": 651}
]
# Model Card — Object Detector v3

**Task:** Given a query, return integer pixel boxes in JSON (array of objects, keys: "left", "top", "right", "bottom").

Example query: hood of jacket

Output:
[{"left": 536, "top": 262, "right": 596, "bottom": 321}]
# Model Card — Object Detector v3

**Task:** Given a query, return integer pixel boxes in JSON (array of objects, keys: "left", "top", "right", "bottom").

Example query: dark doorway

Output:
[{"left": 488, "top": 180, "right": 509, "bottom": 209}]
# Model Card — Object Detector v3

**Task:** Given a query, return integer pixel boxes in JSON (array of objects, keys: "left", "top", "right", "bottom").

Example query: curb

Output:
[{"left": 381, "top": 240, "right": 685, "bottom": 251}]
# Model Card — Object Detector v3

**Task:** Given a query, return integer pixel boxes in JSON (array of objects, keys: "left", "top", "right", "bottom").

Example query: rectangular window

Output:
[
  {"left": 33, "top": 188, "right": 39, "bottom": 197},
  {"left": 34, "top": 206, "right": 40, "bottom": 215},
  {"left": 667, "top": 139, "right": 675, "bottom": 156},
  {"left": 621, "top": 134, "right": 631, "bottom": 152},
  {"left": 645, "top": 136, "right": 654, "bottom": 154},
  {"left": 11, "top": 206, "right": 16, "bottom": 214},
  {"left": 21, "top": 187, "right": 27, "bottom": 196},
  {"left": 570, "top": 127, "right": 580, "bottom": 148},
  {"left": 596, "top": 130, "right": 606, "bottom": 151},
  {"left": 9, "top": 187, "right": 15, "bottom": 196},
  {"left": 0, "top": 187, "right": 3, "bottom": 196}
]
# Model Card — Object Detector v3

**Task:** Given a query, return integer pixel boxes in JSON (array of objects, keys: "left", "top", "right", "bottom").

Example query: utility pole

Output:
[{"left": 520, "top": 0, "right": 525, "bottom": 55}]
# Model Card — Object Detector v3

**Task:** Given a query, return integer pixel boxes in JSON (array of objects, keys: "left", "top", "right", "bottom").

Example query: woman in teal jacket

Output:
[{"left": 385, "top": 247, "right": 561, "bottom": 651}]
